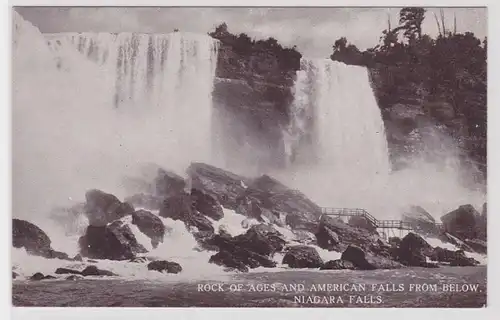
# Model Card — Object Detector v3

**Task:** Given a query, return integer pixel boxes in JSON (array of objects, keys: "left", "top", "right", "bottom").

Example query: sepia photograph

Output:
[{"left": 11, "top": 5, "right": 487, "bottom": 308}]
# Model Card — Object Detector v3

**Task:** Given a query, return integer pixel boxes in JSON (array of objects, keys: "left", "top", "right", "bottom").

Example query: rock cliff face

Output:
[
  {"left": 369, "top": 64, "right": 486, "bottom": 177},
  {"left": 210, "top": 25, "right": 301, "bottom": 169}
]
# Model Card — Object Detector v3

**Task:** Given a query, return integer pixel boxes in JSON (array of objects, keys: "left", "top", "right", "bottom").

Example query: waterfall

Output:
[
  {"left": 288, "top": 58, "right": 391, "bottom": 176},
  {"left": 13, "top": 13, "right": 221, "bottom": 221},
  {"left": 281, "top": 58, "right": 484, "bottom": 220},
  {"left": 46, "top": 32, "right": 218, "bottom": 111},
  {"left": 45, "top": 33, "right": 219, "bottom": 160}
]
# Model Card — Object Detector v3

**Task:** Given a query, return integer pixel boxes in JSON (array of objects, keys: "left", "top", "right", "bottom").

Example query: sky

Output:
[{"left": 15, "top": 7, "right": 487, "bottom": 58}]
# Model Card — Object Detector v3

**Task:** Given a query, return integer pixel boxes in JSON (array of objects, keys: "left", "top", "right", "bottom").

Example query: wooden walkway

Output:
[{"left": 321, "top": 207, "right": 443, "bottom": 234}]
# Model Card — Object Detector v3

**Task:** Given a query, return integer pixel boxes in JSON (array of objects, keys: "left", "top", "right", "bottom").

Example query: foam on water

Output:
[
  {"left": 208, "top": 208, "right": 260, "bottom": 236},
  {"left": 423, "top": 236, "right": 487, "bottom": 265}
]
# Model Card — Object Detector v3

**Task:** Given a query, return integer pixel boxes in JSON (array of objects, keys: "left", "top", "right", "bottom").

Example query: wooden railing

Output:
[{"left": 321, "top": 207, "right": 442, "bottom": 231}]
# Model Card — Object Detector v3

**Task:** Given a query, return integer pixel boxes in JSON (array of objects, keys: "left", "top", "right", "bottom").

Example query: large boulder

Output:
[
  {"left": 131, "top": 210, "right": 166, "bottom": 248},
  {"left": 341, "top": 245, "right": 376, "bottom": 270},
  {"left": 13, "top": 218, "right": 51, "bottom": 255},
  {"left": 402, "top": 205, "right": 439, "bottom": 236},
  {"left": 191, "top": 188, "right": 224, "bottom": 220},
  {"left": 282, "top": 245, "right": 323, "bottom": 269},
  {"left": 12, "top": 219, "right": 70, "bottom": 260},
  {"left": 236, "top": 175, "right": 322, "bottom": 225},
  {"left": 233, "top": 224, "right": 286, "bottom": 256},
  {"left": 84, "top": 189, "right": 134, "bottom": 226},
  {"left": 159, "top": 193, "right": 214, "bottom": 233},
  {"left": 154, "top": 168, "right": 186, "bottom": 197},
  {"left": 441, "top": 204, "right": 479, "bottom": 240},
  {"left": 187, "top": 163, "right": 249, "bottom": 210},
  {"left": 78, "top": 220, "right": 148, "bottom": 260},
  {"left": 147, "top": 260, "right": 182, "bottom": 274},
  {"left": 206, "top": 234, "right": 276, "bottom": 271},
  {"left": 396, "top": 233, "right": 433, "bottom": 267},
  {"left": 209, "top": 250, "right": 249, "bottom": 272},
  {"left": 315, "top": 215, "right": 384, "bottom": 254}
]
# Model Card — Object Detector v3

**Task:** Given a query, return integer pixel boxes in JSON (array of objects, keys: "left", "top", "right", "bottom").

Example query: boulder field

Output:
[{"left": 12, "top": 162, "right": 486, "bottom": 279}]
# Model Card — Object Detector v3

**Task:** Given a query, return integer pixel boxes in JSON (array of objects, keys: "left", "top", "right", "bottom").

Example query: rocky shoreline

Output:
[{"left": 12, "top": 163, "right": 487, "bottom": 281}]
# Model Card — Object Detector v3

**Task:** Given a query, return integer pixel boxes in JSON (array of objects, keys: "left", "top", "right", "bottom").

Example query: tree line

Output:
[{"left": 331, "top": 7, "right": 487, "bottom": 170}]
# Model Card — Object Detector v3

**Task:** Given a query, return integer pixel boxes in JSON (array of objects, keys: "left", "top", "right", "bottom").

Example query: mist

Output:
[{"left": 12, "top": 13, "right": 220, "bottom": 225}]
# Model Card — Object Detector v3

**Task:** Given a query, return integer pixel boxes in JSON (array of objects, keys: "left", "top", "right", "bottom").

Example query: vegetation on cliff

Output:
[
  {"left": 330, "top": 8, "right": 487, "bottom": 173},
  {"left": 209, "top": 23, "right": 303, "bottom": 168},
  {"left": 209, "top": 23, "right": 302, "bottom": 86}
]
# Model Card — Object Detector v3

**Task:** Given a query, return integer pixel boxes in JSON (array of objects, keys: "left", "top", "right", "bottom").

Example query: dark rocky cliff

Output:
[{"left": 210, "top": 24, "right": 301, "bottom": 169}]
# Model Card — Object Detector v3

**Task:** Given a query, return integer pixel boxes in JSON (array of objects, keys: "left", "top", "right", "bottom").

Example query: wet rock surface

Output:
[
  {"left": 84, "top": 189, "right": 134, "bottom": 226},
  {"left": 78, "top": 220, "right": 148, "bottom": 260},
  {"left": 147, "top": 260, "right": 183, "bottom": 274},
  {"left": 282, "top": 245, "right": 323, "bottom": 269},
  {"left": 131, "top": 209, "right": 166, "bottom": 248}
]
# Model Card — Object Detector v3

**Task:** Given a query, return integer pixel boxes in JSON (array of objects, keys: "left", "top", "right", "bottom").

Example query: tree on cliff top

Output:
[
  {"left": 329, "top": 7, "right": 487, "bottom": 172},
  {"left": 330, "top": 37, "right": 369, "bottom": 66},
  {"left": 395, "top": 7, "right": 426, "bottom": 42},
  {"left": 209, "top": 22, "right": 302, "bottom": 80}
]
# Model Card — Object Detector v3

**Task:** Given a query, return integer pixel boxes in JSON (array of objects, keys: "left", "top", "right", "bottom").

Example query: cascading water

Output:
[
  {"left": 288, "top": 58, "right": 391, "bottom": 175},
  {"left": 281, "top": 58, "right": 485, "bottom": 220},
  {"left": 46, "top": 32, "right": 219, "bottom": 164}
]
